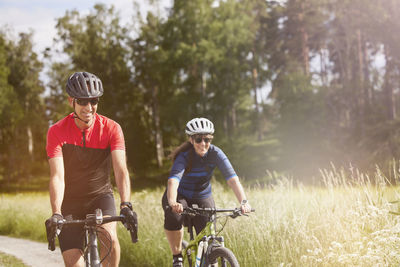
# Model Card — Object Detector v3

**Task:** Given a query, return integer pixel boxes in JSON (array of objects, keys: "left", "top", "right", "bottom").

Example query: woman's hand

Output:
[
  {"left": 167, "top": 179, "right": 182, "bottom": 213},
  {"left": 169, "top": 201, "right": 183, "bottom": 214},
  {"left": 240, "top": 200, "right": 252, "bottom": 214}
]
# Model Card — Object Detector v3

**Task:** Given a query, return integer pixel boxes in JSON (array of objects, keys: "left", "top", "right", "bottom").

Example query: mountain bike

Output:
[
  {"left": 181, "top": 205, "right": 255, "bottom": 267},
  {"left": 46, "top": 208, "right": 137, "bottom": 267}
]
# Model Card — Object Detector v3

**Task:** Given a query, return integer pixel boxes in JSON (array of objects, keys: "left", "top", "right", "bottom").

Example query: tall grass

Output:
[
  {"left": 0, "top": 252, "right": 28, "bottom": 267},
  {"left": 1, "top": 166, "right": 400, "bottom": 266}
]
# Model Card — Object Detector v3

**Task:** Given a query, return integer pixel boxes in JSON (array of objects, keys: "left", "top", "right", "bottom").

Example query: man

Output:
[{"left": 46, "top": 71, "right": 137, "bottom": 267}]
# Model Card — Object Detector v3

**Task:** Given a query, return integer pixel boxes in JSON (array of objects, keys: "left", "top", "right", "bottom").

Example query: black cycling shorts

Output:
[
  {"left": 162, "top": 189, "right": 215, "bottom": 234},
  {"left": 59, "top": 193, "right": 117, "bottom": 252}
]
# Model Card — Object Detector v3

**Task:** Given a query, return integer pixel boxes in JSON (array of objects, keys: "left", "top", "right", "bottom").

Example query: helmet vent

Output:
[{"left": 185, "top": 118, "right": 214, "bottom": 135}]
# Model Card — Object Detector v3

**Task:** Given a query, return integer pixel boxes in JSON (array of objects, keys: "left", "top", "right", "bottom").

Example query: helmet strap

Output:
[{"left": 72, "top": 99, "right": 89, "bottom": 124}]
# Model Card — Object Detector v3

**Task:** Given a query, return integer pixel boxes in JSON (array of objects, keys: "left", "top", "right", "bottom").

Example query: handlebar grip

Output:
[
  {"left": 45, "top": 219, "right": 57, "bottom": 251},
  {"left": 48, "top": 237, "right": 56, "bottom": 251},
  {"left": 130, "top": 228, "right": 138, "bottom": 243}
]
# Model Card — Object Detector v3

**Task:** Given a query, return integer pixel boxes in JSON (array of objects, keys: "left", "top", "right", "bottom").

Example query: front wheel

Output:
[{"left": 206, "top": 246, "right": 239, "bottom": 267}]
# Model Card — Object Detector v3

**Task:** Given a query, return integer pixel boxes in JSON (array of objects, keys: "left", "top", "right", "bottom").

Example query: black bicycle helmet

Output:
[{"left": 66, "top": 72, "right": 103, "bottom": 98}]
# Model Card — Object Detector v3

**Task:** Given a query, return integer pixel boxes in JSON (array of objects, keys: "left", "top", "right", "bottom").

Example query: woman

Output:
[{"left": 161, "top": 117, "right": 251, "bottom": 267}]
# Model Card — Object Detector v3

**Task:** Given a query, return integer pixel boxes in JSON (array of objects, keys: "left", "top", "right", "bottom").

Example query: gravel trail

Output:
[{"left": 0, "top": 235, "right": 63, "bottom": 267}]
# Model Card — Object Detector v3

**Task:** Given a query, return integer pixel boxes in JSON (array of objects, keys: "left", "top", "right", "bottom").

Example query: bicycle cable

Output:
[
  {"left": 215, "top": 215, "right": 228, "bottom": 236},
  {"left": 96, "top": 226, "right": 113, "bottom": 266}
]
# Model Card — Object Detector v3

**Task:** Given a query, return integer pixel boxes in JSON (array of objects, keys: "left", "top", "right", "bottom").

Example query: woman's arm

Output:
[
  {"left": 167, "top": 178, "right": 183, "bottom": 213},
  {"left": 227, "top": 176, "right": 251, "bottom": 213}
]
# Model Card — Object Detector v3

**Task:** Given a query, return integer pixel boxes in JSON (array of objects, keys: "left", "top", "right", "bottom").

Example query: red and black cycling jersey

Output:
[{"left": 46, "top": 113, "right": 125, "bottom": 201}]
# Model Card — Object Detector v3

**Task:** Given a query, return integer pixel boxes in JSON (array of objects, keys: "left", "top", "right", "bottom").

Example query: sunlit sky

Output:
[{"left": 0, "top": 0, "right": 171, "bottom": 55}]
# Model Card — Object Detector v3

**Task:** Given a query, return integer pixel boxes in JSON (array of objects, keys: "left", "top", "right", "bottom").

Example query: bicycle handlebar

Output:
[
  {"left": 57, "top": 215, "right": 124, "bottom": 226},
  {"left": 184, "top": 207, "right": 256, "bottom": 213},
  {"left": 172, "top": 206, "right": 255, "bottom": 219},
  {"left": 46, "top": 212, "right": 137, "bottom": 251}
]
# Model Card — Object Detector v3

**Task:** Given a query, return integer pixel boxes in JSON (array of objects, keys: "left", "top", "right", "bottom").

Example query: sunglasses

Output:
[
  {"left": 75, "top": 98, "right": 99, "bottom": 106},
  {"left": 194, "top": 136, "right": 213, "bottom": 144}
]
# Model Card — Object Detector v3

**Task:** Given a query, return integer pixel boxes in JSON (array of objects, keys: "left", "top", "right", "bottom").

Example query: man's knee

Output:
[
  {"left": 100, "top": 222, "right": 119, "bottom": 249},
  {"left": 62, "top": 248, "right": 84, "bottom": 267}
]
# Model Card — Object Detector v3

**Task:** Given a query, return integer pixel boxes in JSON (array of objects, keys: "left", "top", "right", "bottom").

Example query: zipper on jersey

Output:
[{"left": 82, "top": 130, "right": 86, "bottom": 147}]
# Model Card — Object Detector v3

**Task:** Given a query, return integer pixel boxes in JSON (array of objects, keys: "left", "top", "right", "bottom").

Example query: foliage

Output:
[
  {"left": 0, "top": 252, "right": 28, "bottom": 267},
  {"left": 2, "top": 0, "right": 400, "bottom": 183},
  {"left": 3, "top": 168, "right": 400, "bottom": 266},
  {"left": 0, "top": 31, "right": 46, "bottom": 184}
]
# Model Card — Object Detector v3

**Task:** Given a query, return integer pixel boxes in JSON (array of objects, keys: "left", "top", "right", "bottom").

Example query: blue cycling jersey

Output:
[{"left": 168, "top": 144, "right": 237, "bottom": 199}]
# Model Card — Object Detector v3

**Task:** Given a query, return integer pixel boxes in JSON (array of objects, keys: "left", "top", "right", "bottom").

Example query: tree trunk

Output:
[
  {"left": 356, "top": 29, "right": 365, "bottom": 127},
  {"left": 298, "top": 2, "right": 309, "bottom": 75},
  {"left": 383, "top": 46, "right": 396, "bottom": 120},
  {"left": 201, "top": 70, "right": 207, "bottom": 113},
  {"left": 231, "top": 105, "right": 237, "bottom": 131},
  {"left": 319, "top": 46, "right": 328, "bottom": 86},
  {"left": 357, "top": 30, "right": 364, "bottom": 85},
  {"left": 152, "top": 85, "right": 164, "bottom": 167},
  {"left": 27, "top": 126, "right": 33, "bottom": 160},
  {"left": 252, "top": 49, "right": 262, "bottom": 140},
  {"left": 361, "top": 34, "right": 371, "bottom": 109}
]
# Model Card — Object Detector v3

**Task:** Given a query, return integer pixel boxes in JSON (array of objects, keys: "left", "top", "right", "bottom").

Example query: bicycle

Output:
[
  {"left": 46, "top": 208, "right": 137, "bottom": 267},
  {"left": 180, "top": 205, "right": 255, "bottom": 267}
]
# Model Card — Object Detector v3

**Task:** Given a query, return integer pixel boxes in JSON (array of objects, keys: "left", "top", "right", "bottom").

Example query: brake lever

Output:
[
  {"left": 230, "top": 210, "right": 242, "bottom": 218},
  {"left": 230, "top": 209, "right": 251, "bottom": 218}
]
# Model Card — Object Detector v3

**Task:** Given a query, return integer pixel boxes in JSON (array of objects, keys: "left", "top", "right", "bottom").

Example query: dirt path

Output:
[{"left": 0, "top": 236, "right": 63, "bottom": 267}]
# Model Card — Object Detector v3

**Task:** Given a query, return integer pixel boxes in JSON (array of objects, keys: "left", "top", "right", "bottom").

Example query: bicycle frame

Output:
[
  {"left": 47, "top": 208, "right": 137, "bottom": 266},
  {"left": 84, "top": 223, "right": 101, "bottom": 267},
  {"left": 179, "top": 206, "right": 254, "bottom": 267},
  {"left": 181, "top": 209, "right": 227, "bottom": 266},
  {"left": 59, "top": 209, "right": 124, "bottom": 267}
]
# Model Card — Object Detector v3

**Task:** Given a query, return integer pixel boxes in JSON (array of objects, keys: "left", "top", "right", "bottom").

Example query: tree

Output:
[
  {"left": 131, "top": 12, "right": 170, "bottom": 168},
  {"left": 0, "top": 32, "right": 46, "bottom": 182},
  {"left": 51, "top": 4, "right": 154, "bottom": 174}
]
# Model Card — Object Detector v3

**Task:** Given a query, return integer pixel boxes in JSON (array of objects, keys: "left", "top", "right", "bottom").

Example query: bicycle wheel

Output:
[{"left": 206, "top": 246, "right": 239, "bottom": 267}]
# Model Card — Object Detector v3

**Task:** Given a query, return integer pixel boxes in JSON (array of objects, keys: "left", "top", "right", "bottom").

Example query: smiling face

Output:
[
  {"left": 69, "top": 97, "right": 98, "bottom": 128},
  {"left": 190, "top": 134, "right": 214, "bottom": 157}
]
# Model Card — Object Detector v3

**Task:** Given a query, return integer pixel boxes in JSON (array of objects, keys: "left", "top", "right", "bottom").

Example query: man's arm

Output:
[
  {"left": 48, "top": 157, "right": 65, "bottom": 214},
  {"left": 111, "top": 150, "right": 131, "bottom": 203}
]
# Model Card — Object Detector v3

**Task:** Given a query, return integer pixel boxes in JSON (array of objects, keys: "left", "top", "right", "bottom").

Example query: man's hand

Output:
[
  {"left": 45, "top": 213, "right": 63, "bottom": 251},
  {"left": 120, "top": 204, "right": 138, "bottom": 243}
]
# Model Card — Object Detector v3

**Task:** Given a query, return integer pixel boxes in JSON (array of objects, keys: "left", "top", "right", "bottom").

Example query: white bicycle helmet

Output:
[{"left": 185, "top": 117, "right": 214, "bottom": 135}]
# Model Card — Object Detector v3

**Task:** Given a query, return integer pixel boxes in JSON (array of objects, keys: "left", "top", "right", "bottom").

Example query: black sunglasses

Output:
[
  {"left": 194, "top": 136, "right": 213, "bottom": 144},
  {"left": 75, "top": 98, "right": 99, "bottom": 106}
]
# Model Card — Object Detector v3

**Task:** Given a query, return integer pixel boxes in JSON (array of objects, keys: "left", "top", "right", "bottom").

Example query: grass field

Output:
[
  {"left": 1, "top": 167, "right": 400, "bottom": 266},
  {"left": 0, "top": 252, "right": 28, "bottom": 267}
]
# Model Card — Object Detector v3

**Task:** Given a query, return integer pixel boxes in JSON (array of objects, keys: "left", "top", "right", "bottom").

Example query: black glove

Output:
[
  {"left": 120, "top": 206, "right": 138, "bottom": 243},
  {"left": 45, "top": 213, "right": 63, "bottom": 251}
]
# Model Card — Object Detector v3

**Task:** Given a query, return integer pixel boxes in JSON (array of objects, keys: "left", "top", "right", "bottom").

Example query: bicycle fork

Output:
[
  {"left": 195, "top": 237, "right": 207, "bottom": 267},
  {"left": 86, "top": 226, "right": 101, "bottom": 267},
  {"left": 195, "top": 236, "right": 226, "bottom": 267}
]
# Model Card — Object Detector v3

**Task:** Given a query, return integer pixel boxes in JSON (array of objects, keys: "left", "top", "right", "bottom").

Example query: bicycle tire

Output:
[{"left": 206, "top": 246, "right": 239, "bottom": 267}]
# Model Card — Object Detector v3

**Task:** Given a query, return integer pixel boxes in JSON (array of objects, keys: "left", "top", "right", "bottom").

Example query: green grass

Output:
[
  {"left": 1, "top": 169, "right": 400, "bottom": 266},
  {"left": 0, "top": 252, "right": 28, "bottom": 267}
]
